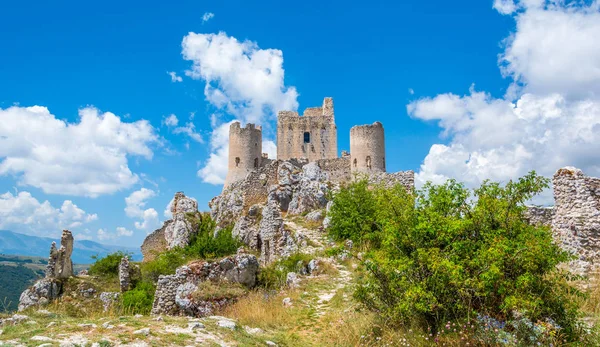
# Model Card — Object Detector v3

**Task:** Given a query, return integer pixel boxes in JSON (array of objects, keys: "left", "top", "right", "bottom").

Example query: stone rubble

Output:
[{"left": 151, "top": 252, "right": 259, "bottom": 317}]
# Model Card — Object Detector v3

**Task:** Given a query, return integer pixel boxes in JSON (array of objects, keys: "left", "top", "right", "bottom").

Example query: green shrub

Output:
[
  {"left": 140, "top": 249, "right": 187, "bottom": 282},
  {"left": 88, "top": 251, "right": 130, "bottom": 278},
  {"left": 331, "top": 173, "right": 584, "bottom": 342},
  {"left": 121, "top": 281, "right": 155, "bottom": 315},
  {"left": 140, "top": 214, "right": 240, "bottom": 282},
  {"left": 257, "top": 253, "right": 313, "bottom": 290},
  {"left": 327, "top": 179, "right": 380, "bottom": 246},
  {"left": 257, "top": 265, "right": 286, "bottom": 290}
]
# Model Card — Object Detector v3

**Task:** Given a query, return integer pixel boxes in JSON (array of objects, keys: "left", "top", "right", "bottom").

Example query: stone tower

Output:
[
  {"left": 224, "top": 122, "right": 263, "bottom": 188},
  {"left": 350, "top": 122, "right": 386, "bottom": 173},
  {"left": 277, "top": 97, "right": 337, "bottom": 161}
]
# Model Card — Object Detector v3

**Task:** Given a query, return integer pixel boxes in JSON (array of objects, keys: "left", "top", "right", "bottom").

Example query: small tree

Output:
[{"left": 331, "top": 173, "right": 583, "bottom": 341}]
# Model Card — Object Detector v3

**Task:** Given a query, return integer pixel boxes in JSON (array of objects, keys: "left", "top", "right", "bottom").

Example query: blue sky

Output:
[{"left": 1, "top": 0, "right": 599, "bottom": 246}]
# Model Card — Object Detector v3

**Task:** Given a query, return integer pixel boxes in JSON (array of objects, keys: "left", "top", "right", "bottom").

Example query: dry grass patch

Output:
[
  {"left": 221, "top": 290, "right": 301, "bottom": 330},
  {"left": 191, "top": 281, "right": 247, "bottom": 301}
]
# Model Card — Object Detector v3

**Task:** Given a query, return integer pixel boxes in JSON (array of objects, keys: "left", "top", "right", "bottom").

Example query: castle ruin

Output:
[
  {"left": 224, "top": 123, "right": 266, "bottom": 188},
  {"left": 277, "top": 97, "right": 337, "bottom": 162},
  {"left": 224, "top": 97, "right": 389, "bottom": 188}
]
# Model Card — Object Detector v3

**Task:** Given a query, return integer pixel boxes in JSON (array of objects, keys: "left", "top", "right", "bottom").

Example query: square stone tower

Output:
[{"left": 276, "top": 97, "right": 337, "bottom": 161}]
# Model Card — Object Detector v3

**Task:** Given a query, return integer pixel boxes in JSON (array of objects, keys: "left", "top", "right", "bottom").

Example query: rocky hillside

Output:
[{"left": 5, "top": 164, "right": 600, "bottom": 346}]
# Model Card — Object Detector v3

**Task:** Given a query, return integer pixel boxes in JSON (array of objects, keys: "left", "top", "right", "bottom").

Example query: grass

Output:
[{"left": 191, "top": 281, "right": 248, "bottom": 301}]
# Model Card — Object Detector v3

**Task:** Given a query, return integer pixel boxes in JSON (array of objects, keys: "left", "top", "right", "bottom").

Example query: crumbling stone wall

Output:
[
  {"left": 151, "top": 252, "right": 259, "bottom": 317},
  {"left": 224, "top": 122, "right": 263, "bottom": 188},
  {"left": 551, "top": 167, "right": 600, "bottom": 274},
  {"left": 140, "top": 222, "right": 169, "bottom": 262},
  {"left": 350, "top": 122, "right": 386, "bottom": 173},
  {"left": 316, "top": 157, "right": 351, "bottom": 183},
  {"left": 119, "top": 256, "right": 131, "bottom": 292},
  {"left": 525, "top": 206, "right": 555, "bottom": 227},
  {"left": 277, "top": 97, "right": 338, "bottom": 162}
]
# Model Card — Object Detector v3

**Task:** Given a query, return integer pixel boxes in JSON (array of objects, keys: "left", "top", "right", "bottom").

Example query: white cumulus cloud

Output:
[
  {"left": 125, "top": 188, "right": 160, "bottom": 232},
  {"left": 167, "top": 71, "right": 183, "bottom": 82},
  {"left": 202, "top": 12, "right": 215, "bottom": 23},
  {"left": 0, "top": 106, "right": 157, "bottom": 197},
  {"left": 409, "top": 1, "right": 600, "bottom": 204},
  {"left": 163, "top": 114, "right": 179, "bottom": 127},
  {"left": 181, "top": 31, "right": 298, "bottom": 184},
  {"left": 0, "top": 191, "right": 97, "bottom": 236}
]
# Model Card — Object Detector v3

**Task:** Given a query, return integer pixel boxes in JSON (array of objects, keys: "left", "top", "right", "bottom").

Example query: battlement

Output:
[
  {"left": 230, "top": 122, "right": 262, "bottom": 132},
  {"left": 278, "top": 97, "right": 335, "bottom": 122}
]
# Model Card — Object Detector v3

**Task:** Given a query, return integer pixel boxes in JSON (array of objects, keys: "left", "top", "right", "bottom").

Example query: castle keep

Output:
[
  {"left": 277, "top": 97, "right": 337, "bottom": 162},
  {"left": 224, "top": 97, "right": 388, "bottom": 187}
]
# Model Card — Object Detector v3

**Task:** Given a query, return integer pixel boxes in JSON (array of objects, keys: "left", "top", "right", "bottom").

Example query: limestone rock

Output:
[
  {"left": 46, "top": 230, "right": 74, "bottom": 279},
  {"left": 305, "top": 210, "right": 324, "bottom": 223},
  {"left": 99, "top": 292, "right": 120, "bottom": 312},
  {"left": 18, "top": 278, "right": 61, "bottom": 312},
  {"left": 307, "top": 259, "right": 320, "bottom": 274},
  {"left": 133, "top": 328, "right": 150, "bottom": 336},
  {"left": 142, "top": 192, "right": 201, "bottom": 261},
  {"left": 217, "top": 319, "right": 236, "bottom": 330},
  {"left": 288, "top": 163, "right": 329, "bottom": 215},
  {"left": 286, "top": 272, "right": 300, "bottom": 288},
  {"left": 151, "top": 254, "right": 259, "bottom": 317},
  {"left": 165, "top": 193, "right": 201, "bottom": 249}
]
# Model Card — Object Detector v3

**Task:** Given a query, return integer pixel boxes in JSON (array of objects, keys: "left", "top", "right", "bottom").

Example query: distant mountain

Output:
[{"left": 0, "top": 230, "right": 142, "bottom": 264}]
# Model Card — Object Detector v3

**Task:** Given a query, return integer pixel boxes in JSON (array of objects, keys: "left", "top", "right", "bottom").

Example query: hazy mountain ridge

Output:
[{"left": 0, "top": 230, "right": 142, "bottom": 264}]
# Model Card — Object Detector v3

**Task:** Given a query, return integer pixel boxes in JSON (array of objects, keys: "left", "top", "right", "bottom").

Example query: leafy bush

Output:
[
  {"left": 88, "top": 251, "right": 130, "bottom": 278},
  {"left": 327, "top": 179, "right": 380, "bottom": 247},
  {"left": 121, "top": 281, "right": 155, "bottom": 315},
  {"left": 257, "top": 253, "right": 313, "bottom": 290},
  {"left": 141, "top": 214, "right": 240, "bottom": 282},
  {"left": 331, "top": 173, "right": 584, "bottom": 342}
]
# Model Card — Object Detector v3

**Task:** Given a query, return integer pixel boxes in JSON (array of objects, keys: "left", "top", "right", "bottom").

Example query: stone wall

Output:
[
  {"left": 551, "top": 167, "right": 600, "bottom": 275},
  {"left": 151, "top": 252, "right": 259, "bottom": 317},
  {"left": 224, "top": 122, "right": 263, "bottom": 188},
  {"left": 316, "top": 157, "right": 351, "bottom": 183},
  {"left": 525, "top": 206, "right": 555, "bottom": 227},
  {"left": 277, "top": 97, "right": 338, "bottom": 162},
  {"left": 140, "top": 222, "right": 169, "bottom": 262},
  {"left": 350, "top": 122, "right": 386, "bottom": 173}
]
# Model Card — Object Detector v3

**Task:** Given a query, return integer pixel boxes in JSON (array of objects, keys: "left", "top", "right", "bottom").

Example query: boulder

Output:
[{"left": 18, "top": 279, "right": 61, "bottom": 312}]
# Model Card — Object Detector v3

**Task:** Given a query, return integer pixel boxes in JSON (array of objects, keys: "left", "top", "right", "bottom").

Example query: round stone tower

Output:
[
  {"left": 224, "top": 122, "right": 262, "bottom": 188},
  {"left": 350, "top": 122, "right": 386, "bottom": 173}
]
